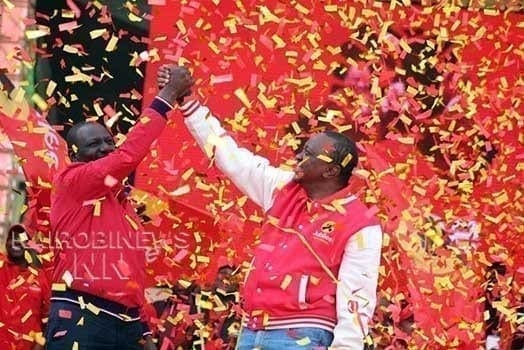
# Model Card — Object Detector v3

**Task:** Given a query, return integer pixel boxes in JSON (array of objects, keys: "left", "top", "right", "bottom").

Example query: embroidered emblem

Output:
[{"left": 313, "top": 221, "right": 336, "bottom": 243}]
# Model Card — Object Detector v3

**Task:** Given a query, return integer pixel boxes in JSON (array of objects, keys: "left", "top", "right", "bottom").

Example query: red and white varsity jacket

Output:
[{"left": 181, "top": 100, "right": 383, "bottom": 349}]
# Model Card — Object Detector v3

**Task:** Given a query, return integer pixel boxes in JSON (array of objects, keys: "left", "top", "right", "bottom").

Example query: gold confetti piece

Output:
[
  {"left": 181, "top": 168, "right": 194, "bottom": 181},
  {"left": 196, "top": 180, "right": 211, "bottom": 191},
  {"left": 224, "top": 18, "right": 237, "bottom": 34},
  {"left": 291, "top": 121, "right": 301, "bottom": 134},
  {"left": 25, "top": 27, "right": 51, "bottom": 39},
  {"left": 93, "top": 103, "right": 103, "bottom": 116},
  {"left": 169, "top": 184, "right": 190, "bottom": 196},
  {"left": 271, "top": 34, "right": 285, "bottom": 49},
  {"left": 355, "top": 232, "right": 365, "bottom": 249},
  {"left": 196, "top": 255, "right": 210, "bottom": 263},
  {"left": 296, "top": 336, "right": 311, "bottom": 346},
  {"left": 24, "top": 250, "right": 33, "bottom": 264},
  {"left": 257, "top": 92, "right": 277, "bottom": 108},
  {"left": 105, "top": 112, "right": 122, "bottom": 129},
  {"left": 93, "top": 201, "right": 101, "bottom": 216},
  {"left": 2, "top": 0, "right": 14, "bottom": 9},
  {"left": 51, "top": 283, "right": 67, "bottom": 291},
  {"left": 89, "top": 28, "right": 107, "bottom": 39},
  {"left": 125, "top": 214, "right": 139, "bottom": 230},
  {"left": 72, "top": 341, "right": 79, "bottom": 350},
  {"left": 280, "top": 274, "right": 292, "bottom": 290},
  {"left": 263, "top": 313, "right": 269, "bottom": 326},
  {"left": 21, "top": 309, "right": 32, "bottom": 323},
  {"left": 46, "top": 80, "right": 57, "bottom": 97},
  {"left": 354, "top": 169, "right": 370, "bottom": 178},
  {"left": 208, "top": 41, "right": 220, "bottom": 54},
  {"left": 341, "top": 153, "right": 353, "bottom": 167},
  {"left": 413, "top": 185, "right": 426, "bottom": 196},
  {"left": 63, "top": 45, "right": 80, "bottom": 54},
  {"left": 493, "top": 190, "right": 509, "bottom": 205},
  {"left": 398, "top": 136, "right": 415, "bottom": 144},
  {"left": 294, "top": 2, "right": 310, "bottom": 14},
  {"left": 175, "top": 19, "right": 187, "bottom": 34},
  {"left": 64, "top": 69, "right": 93, "bottom": 85},
  {"left": 128, "top": 12, "right": 143, "bottom": 22},
  {"left": 18, "top": 231, "right": 28, "bottom": 241},
  {"left": 299, "top": 106, "right": 314, "bottom": 119},
  {"left": 234, "top": 88, "right": 251, "bottom": 108},
  {"left": 86, "top": 303, "right": 100, "bottom": 315},
  {"left": 77, "top": 317, "right": 84, "bottom": 326},
  {"left": 316, "top": 154, "right": 333, "bottom": 163},
  {"left": 259, "top": 6, "right": 280, "bottom": 24},
  {"left": 194, "top": 231, "right": 202, "bottom": 243},
  {"left": 105, "top": 35, "right": 118, "bottom": 52}
]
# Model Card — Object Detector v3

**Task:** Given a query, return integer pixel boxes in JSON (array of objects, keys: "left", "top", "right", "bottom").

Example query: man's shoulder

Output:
[{"left": 53, "top": 162, "right": 86, "bottom": 183}]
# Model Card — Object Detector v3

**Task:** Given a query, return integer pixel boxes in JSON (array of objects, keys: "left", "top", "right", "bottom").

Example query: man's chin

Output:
[{"left": 93, "top": 154, "right": 110, "bottom": 161}]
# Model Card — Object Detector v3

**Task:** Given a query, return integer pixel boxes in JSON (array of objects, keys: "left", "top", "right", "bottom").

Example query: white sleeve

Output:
[
  {"left": 330, "top": 225, "right": 383, "bottom": 349},
  {"left": 181, "top": 100, "right": 294, "bottom": 211}
]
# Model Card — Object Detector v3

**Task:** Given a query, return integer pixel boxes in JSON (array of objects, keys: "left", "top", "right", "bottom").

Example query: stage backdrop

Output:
[{"left": 136, "top": 1, "right": 523, "bottom": 348}]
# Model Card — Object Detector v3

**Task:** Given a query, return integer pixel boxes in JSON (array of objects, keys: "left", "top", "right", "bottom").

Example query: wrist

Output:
[
  {"left": 180, "top": 99, "right": 201, "bottom": 117},
  {"left": 150, "top": 97, "right": 174, "bottom": 118},
  {"left": 156, "top": 86, "right": 178, "bottom": 105}
]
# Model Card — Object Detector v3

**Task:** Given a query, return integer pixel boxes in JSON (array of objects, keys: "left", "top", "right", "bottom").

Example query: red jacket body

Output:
[
  {"left": 49, "top": 105, "right": 166, "bottom": 308},
  {"left": 242, "top": 182, "right": 379, "bottom": 330},
  {"left": 0, "top": 258, "right": 50, "bottom": 349}
]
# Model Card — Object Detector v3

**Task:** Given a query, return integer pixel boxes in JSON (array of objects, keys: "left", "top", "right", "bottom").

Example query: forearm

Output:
[
  {"left": 181, "top": 100, "right": 293, "bottom": 210},
  {"left": 331, "top": 225, "right": 383, "bottom": 349},
  {"left": 59, "top": 97, "right": 171, "bottom": 197}
]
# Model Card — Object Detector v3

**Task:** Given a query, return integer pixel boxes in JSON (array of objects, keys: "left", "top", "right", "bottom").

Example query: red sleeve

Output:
[
  {"left": 56, "top": 102, "right": 169, "bottom": 200},
  {"left": 39, "top": 266, "right": 53, "bottom": 325}
]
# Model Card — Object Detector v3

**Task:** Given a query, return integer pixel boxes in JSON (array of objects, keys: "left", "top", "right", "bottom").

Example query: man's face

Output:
[
  {"left": 214, "top": 267, "right": 238, "bottom": 293},
  {"left": 72, "top": 123, "right": 115, "bottom": 162},
  {"left": 294, "top": 133, "right": 337, "bottom": 184},
  {"left": 6, "top": 230, "right": 26, "bottom": 261}
]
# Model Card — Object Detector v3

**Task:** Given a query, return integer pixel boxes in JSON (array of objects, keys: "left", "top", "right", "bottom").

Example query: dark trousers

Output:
[{"left": 45, "top": 300, "right": 143, "bottom": 350}]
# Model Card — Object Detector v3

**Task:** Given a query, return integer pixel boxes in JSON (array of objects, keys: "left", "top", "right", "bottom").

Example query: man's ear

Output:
[{"left": 323, "top": 164, "right": 341, "bottom": 179}]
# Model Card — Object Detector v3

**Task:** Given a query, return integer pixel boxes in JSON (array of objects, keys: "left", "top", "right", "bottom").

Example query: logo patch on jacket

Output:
[{"left": 313, "top": 221, "right": 336, "bottom": 243}]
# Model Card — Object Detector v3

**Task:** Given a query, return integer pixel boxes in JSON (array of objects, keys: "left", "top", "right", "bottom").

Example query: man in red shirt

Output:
[
  {"left": 46, "top": 66, "right": 193, "bottom": 350},
  {"left": 0, "top": 224, "right": 49, "bottom": 350}
]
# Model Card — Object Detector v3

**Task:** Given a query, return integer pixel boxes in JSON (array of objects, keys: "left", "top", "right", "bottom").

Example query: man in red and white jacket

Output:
[
  {"left": 47, "top": 66, "right": 193, "bottom": 350},
  {"left": 159, "top": 66, "right": 383, "bottom": 349}
]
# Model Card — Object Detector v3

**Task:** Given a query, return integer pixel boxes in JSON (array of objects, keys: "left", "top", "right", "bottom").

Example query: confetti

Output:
[{"left": 11, "top": 2, "right": 520, "bottom": 348}]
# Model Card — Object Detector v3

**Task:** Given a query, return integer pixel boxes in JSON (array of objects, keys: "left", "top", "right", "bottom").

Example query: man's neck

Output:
[
  {"left": 302, "top": 181, "right": 346, "bottom": 200},
  {"left": 8, "top": 257, "right": 28, "bottom": 268}
]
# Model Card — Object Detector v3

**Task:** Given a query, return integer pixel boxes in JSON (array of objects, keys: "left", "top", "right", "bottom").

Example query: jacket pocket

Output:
[{"left": 298, "top": 274, "right": 309, "bottom": 309}]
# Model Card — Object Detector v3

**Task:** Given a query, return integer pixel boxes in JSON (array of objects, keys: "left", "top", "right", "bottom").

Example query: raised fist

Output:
[{"left": 157, "top": 64, "right": 194, "bottom": 105}]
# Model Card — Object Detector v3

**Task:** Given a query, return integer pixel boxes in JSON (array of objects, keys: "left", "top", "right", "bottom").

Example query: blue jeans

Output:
[
  {"left": 45, "top": 301, "right": 143, "bottom": 350},
  {"left": 236, "top": 327, "right": 334, "bottom": 350}
]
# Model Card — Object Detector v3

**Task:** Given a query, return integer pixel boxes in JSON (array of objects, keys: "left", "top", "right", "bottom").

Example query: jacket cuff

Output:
[
  {"left": 141, "top": 321, "right": 152, "bottom": 338},
  {"left": 180, "top": 99, "right": 201, "bottom": 117},
  {"left": 150, "top": 96, "right": 175, "bottom": 118}
]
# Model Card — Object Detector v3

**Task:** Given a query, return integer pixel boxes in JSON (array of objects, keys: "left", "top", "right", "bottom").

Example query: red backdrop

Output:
[{"left": 136, "top": 2, "right": 523, "bottom": 348}]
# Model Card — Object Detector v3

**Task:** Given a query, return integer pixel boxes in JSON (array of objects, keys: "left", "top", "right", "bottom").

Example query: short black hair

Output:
[
  {"left": 324, "top": 130, "right": 359, "bottom": 183},
  {"left": 218, "top": 265, "right": 236, "bottom": 273},
  {"left": 66, "top": 121, "right": 90, "bottom": 153}
]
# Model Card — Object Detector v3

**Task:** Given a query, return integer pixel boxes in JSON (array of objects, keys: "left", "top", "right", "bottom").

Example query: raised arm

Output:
[
  {"left": 180, "top": 100, "right": 294, "bottom": 211},
  {"left": 58, "top": 67, "right": 194, "bottom": 199}
]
